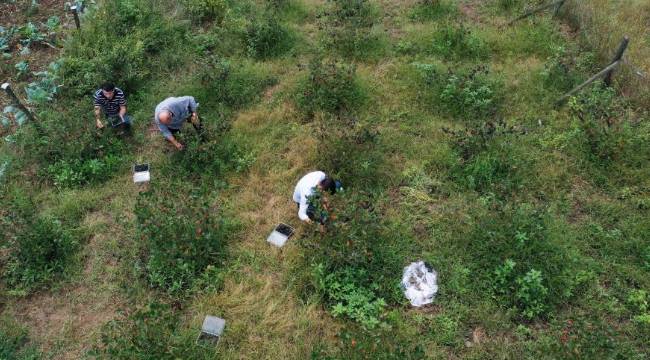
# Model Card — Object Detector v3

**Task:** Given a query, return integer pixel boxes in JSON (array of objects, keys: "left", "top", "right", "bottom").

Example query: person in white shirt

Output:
[{"left": 293, "top": 171, "right": 337, "bottom": 223}]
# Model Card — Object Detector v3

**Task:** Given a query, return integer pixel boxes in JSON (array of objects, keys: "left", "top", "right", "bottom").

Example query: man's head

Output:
[
  {"left": 101, "top": 83, "right": 116, "bottom": 99},
  {"left": 158, "top": 110, "right": 173, "bottom": 125},
  {"left": 318, "top": 177, "right": 337, "bottom": 195}
]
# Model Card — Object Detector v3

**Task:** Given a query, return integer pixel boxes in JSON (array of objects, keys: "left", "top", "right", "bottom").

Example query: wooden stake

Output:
[
  {"left": 508, "top": 0, "right": 567, "bottom": 25},
  {"left": 1, "top": 82, "right": 40, "bottom": 127},
  {"left": 70, "top": 5, "right": 81, "bottom": 30},
  {"left": 556, "top": 61, "right": 621, "bottom": 105},
  {"left": 604, "top": 36, "right": 630, "bottom": 86}
]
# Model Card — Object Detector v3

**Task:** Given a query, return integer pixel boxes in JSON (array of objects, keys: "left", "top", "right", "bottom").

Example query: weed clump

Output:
[
  {"left": 135, "top": 189, "right": 234, "bottom": 297},
  {"left": 181, "top": 0, "right": 227, "bottom": 24},
  {"left": 246, "top": 13, "right": 293, "bottom": 59},
  {"left": 319, "top": 0, "right": 385, "bottom": 59},
  {"left": 295, "top": 58, "right": 366, "bottom": 118},
  {"left": 1, "top": 192, "right": 80, "bottom": 296},
  {"left": 431, "top": 22, "right": 489, "bottom": 60},
  {"left": 415, "top": 63, "right": 502, "bottom": 121},
  {"left": 411, "top": 0, "right": 458, "bottom": 21}
]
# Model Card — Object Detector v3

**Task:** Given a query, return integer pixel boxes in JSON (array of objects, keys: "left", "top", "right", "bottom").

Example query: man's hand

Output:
[
  {"left": 174, "top": 141, "right": 184, "bottom": 151},
  {"left": 304, "top": 218, "right": 312, "bottom": 224},
  {"left": 96, "top": 119, "right": 105, "bottom": 129}
]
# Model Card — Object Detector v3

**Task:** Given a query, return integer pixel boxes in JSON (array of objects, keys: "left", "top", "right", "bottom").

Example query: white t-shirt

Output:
[{"left": 293, "top": 171, "right": 326, "bottom": 221}]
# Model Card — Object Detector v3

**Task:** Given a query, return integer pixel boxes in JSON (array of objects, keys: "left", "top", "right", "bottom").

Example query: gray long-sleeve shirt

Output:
[{"left": 154, "top": 96, "right": 198, "bottom": 139}]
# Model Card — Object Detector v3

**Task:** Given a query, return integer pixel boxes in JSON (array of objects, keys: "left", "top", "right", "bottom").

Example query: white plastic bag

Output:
[{"left": 402, "top": 261, "right": 438, "bottom": 307}]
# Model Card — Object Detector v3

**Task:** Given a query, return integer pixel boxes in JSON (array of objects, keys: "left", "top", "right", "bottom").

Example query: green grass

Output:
[{"left": 0, "top": 0, "right": 649, "bottom": 358}]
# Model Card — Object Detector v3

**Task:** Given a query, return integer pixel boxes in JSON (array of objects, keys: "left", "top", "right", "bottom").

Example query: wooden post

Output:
[
  {"left": 508, "top": 0, "right": 567, "bottom": 25},
  {"left": 604, "top": 36, "right": 629, "bottom": 86},
  {"left": 556, "top": 61, "right": 621, "bottom": 105},
  {"left": 553, "top": 0, "right": 566, "bottom": 16},
  {"left": 70, "top": 5, "right": 81, "bottom": 30}
]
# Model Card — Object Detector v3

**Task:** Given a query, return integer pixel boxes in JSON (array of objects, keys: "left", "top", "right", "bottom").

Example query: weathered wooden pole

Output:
[
  {"left": 508, "top": 0, "right": 567, "bottom": 25},
  {"left": 604, "top": 36, "right": 630, "bottom": 86},
  {"left": 556, "top": 61, "right": 621, "bottom": 105},
  {"left": 1, "top": 82, "right": 43, "bottom": 134},
  {"left": 70, "top": 5, "right": 81, "bottom": 30}
]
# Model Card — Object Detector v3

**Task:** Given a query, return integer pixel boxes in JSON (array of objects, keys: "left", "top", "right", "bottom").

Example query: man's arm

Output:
[
  {"left": 94, "top": 106, "right": 104, "bottom": 129},
  {"left": 119, "top": 105, "right": 127, "bottom": 119},
  {"left": 158, "top": 122, "right": 183, "bottom": 150}
]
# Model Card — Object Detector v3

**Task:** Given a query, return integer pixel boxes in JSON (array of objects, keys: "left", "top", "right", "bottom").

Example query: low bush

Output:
[
  {"left": 411, "top": 0, "right": 458, "bottom": 21},
  {"left": 94, "top": 302, "right": 216, "bottom": 359},
  {"left": 198, "top": 57, "right": 277, "bottom": 109},
  {"left": 1, "top": 192, "right": 79, "bottom": 295},
  {"left": 430, "top": 22, "right": 489, "bottom": 60},
  {"left": 246, "top": 13, "right": 293, "bottom": 59},
  {"left": 181, "top": 0, "right": 227, "bottom": 24},
  {"left": 541, "top": 46, "right": 595, "bottom": 92},
  {"left": 319, "top": 0, "right": 385, "bottom": 59},
  {"left": 0, "top": 325, "right": 40, "bottom": 360},
  {"left": 301, "top": 192, "right": 407, "bottom": 327},
  {"left": 568, "top": 84, "right": 627, "bottom": 164},
  {"left": 295, "top": 58, "right": 366, "bottom": 118},
  {"left": 135, "top": 189, "right": 234, "bottom": 297},
  {"left": 61, "top": 0, "right": 187, "bottom": 97},
  {"left": 463, "top": 203, "right": 583, "bottom": 320},
  {"left": 415, "top": 63, "right": 502, "bottom": 120}
]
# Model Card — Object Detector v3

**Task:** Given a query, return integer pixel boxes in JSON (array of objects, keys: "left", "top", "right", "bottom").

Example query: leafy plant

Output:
[
  {"left": 14, "top": 60, "right": 29, "bottom": 79},
  {"left": 199, "top": 57, "right": 277, "bottom": 109},
  {"left": 168, "top": 135, "right": 254, "bottom": 180},
  {"left": 18, "top": 22, "right": 45, "bottom": 51},
  {"left": 415, "top": 64, "right": 501, "bottom": 120},
  {"left": 295, "top": 58, "right": 365, "bottom": 118},
  {"left": 181, "top": 0, "right": 227, "bottom": 24},
  {"left": 314, "top": 265, "right": 386, "bottom": 329},
  {"left": 25, "top": 61, "right": 61, "bottom": 104},
  {"left": 411, "top": 0, "right": 458, "bottom": 21},
  {"left": 245, "top": 13, "right": 293, "bottom": 59},
  {"left": 3, "top": 212, "right": 79, "bottom": 296},
  {"left": 2, "top": 106, "right": 29, "bottom": 127},
  {"left": 431, "top": 22, "right": 488, "bottom": 60},
  {"left": 515, "top": 269, "right": 549, "bottom": 320},
  {"left": 0, "top": 326, "right": 41, "bottom": 360},
  {"left": 94, "top": 302, "right": 216, "bottom": 359},
  {"left": 135, "top": 189, "right": 234, "bottom": 297},
  {"left": 0, "top": 26, "right": 17, "bottom": 56}
]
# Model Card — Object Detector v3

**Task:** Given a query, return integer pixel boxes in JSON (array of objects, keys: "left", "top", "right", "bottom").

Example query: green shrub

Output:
[
  {"left": 0, "top": 325, "right": 40, "bottom": 360},
  {"left": 415, "top": 64, "right": 501, "bottom": 120},
  {"left": 94, "top": 302, "right": 216, "bottom": 359},
  {"left": 430, "top": 22, "right": 489, "bottom": 60},
  {"left": 319, "top": 0, "right": 385, "bottom": 59},
  {"left": 3, "top": 214, "right": 79, "bottom": 295},
  {"left": 198, "top": 57, "right": 277, "bottom": 109},
  {"left": 541, "top": 46, "right": 595, "bottom": 92},
  {"left": 181, "top": 0, "right": 227, "bottom": 23},
  {"left": 295, "top": 58, "right": 365, "bottom": 118},
  {"left": 167, "top": 135, "right": 254, "bottom": 181},
  {"left": 515, "top": 269, "right": 549, "bottom": 320},
  {"left": 44, "top": 131, "right": 129, "bottom": 188},
  {"left": 61, "top": 0, "right": 187, "bottom": 97},
  {"left": 135, "top": 189, "right": 234, "bottom": 296},
  {"left": 313, "top": 265, "right": 386, "bottom": 329},
  {"left": 568, "top": 84, "right": 627, "bottom": 164},
  {"left": 246, "top": 13, "right": 293, "bottom": 59},
  {"left": 411, "top": 0, "right": 458, "bottom": 21},
  {"left": 299, "top": 192, "right": 407, "bottom": 326}
]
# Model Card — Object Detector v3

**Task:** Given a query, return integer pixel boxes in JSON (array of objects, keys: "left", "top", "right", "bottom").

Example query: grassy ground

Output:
[{"left": 1, "top": 0, "right": 649, "bottom": 359}]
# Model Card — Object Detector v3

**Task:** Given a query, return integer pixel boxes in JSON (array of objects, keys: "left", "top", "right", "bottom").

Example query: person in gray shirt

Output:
[{"left": 154, "top": 96, "right": 204, "bottom": 150}]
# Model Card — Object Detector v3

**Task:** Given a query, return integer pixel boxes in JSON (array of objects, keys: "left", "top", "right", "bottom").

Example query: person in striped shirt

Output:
[{"left": 93, "top": 83, "right": 132, "bottom": 132}]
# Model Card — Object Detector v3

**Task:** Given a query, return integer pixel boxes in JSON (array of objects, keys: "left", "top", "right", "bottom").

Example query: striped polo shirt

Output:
[{"left": 93, "top": 88, "right": 126, "bottom": 116}]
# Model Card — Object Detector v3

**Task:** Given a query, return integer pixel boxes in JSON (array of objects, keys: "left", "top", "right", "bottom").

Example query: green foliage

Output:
[
  {"left": 314, "top": 265, "right": 386, "bottom": 329},
  {"left": 168, "top": 135, "right": 254, "bottom": 180},
  {"left": 300, "top": 192, "right": 407, "bottom": 327},
  {"left": 181, "top": 0, "right": 227, "bottom": 24},
  {"left": 62, "top": 0, "right": 187, "bottom": 96},
  {"left": 430, "top": 22, "right": 489, "bottom": 60},
  {"left": 25, "top": 61, "right": 61, "bottom": 104},
  {"left": 295, "top": 58, "right": 365, "bottom": 117},
  {"left": 198, "top": 57, "right": 277, "bottom": 109},
  {"left": 515, "top": 269, "right": 549, "bottom": 320},
  {"left": 0, "top": 26, "right": 17, "bottom": 56},
  {"left": 246, "top": 13, "right": 293, "bottom": 59},
  {"left": 2, "top": 193, "right": 79, "bottom": 295},
  {"left": 415, "top": 64, "right": 501, "bottom": 120},
  {"left": 411, "top": 0, "right": 458, "bottom": 21},
  {"left": 135, "top": 189, "right": 234, "bottom": 297},
  {"left": 14, "top": 61, "right": 29, "bottom": 79},
  {"left": 319, "top": 0, "right": 385, "bottom": 59},
  {"left": 18, "top": 22, "right": 45, "bottom": 50},
  {"left": 0, "top": 325, "right": 41, "bottom": 360},
  {"left": 541, "top": 46, "right": 595, "bottom": 92},
  {"left": 45, "top": 132, "right": 128, "bottom": 188},
  {"left": 95, "top": 302, "right": 216, "bottom": 359},
  {"left": 2, "top": 106, "right": 29, "bottom": 127},
  {"left": 568, "top": 84, "right": 627, "bottom": 164}
]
